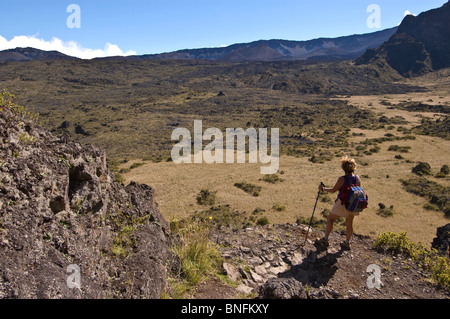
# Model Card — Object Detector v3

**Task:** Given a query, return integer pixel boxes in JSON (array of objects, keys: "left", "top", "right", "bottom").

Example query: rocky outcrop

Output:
[
  {"left": 0, "top": 95, "right": 172, "bottom": 298},
  {"left": 356, "top": 1, "right": 450, "bottom": 77},
  {"left": 432, "top": 224, "right": 450, "bottom": 258}
]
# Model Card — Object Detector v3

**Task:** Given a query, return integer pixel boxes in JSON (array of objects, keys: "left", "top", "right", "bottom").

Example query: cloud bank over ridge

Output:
[{"left": 0, "top": 35, "right": 136, "bottom": 59}]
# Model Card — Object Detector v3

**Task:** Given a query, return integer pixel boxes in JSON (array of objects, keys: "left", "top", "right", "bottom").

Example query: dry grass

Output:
[{"left": 121, "top": 130, "right": 449, "bottom": 245}]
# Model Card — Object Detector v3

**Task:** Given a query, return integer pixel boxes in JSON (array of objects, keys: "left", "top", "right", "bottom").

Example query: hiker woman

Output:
[{"left": 316, "top": 156, "right": 361, "bottom": 250}]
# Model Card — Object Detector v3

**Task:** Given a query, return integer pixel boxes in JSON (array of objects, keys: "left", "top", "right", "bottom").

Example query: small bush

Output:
[
  {"left": 115, "top": 173, "right": 125, "bottom": 184},
  {"left": 436, "top": 165, "right": 449, "bottom": 178},
  {"left": 272, "top": 203, "right": 286, "bottom": 212},
  {"left": 196, "top": 189, "right": 217, "bottom": 206},
  {"left": 256, "top": 216, "right": 270, "bottom": 226},
  {"left": 252, "top": 207, "right": 266, "bottom": 214},
  {"left": 423, "top": 203, "right": 440, "bottom": 211},
  {"left": 388, "top": 145, "right": 411, "bottom": 153},
  {"left": 320, "top": 193, "right": 332, "bottom": 203},
  {"left": 296, "top": 216, "right": 322, "bottom": 228},
  {"left": 234, "top": 182, "right": 262, "bottom": 197},
  {"left": 129, "top": 162, "right": 145, "bottom": 170},
  {"left": 377, "top": 206, "right": 394, "bottom": 217},
  {"left": 412, "top": 162, "right": 432, "bottom": 176},
  {"left": 261, "top": 174, "right": 282, "bottom": 184},
  {"left": 0, "top": 90, "right": 40, "bottom": 124}
]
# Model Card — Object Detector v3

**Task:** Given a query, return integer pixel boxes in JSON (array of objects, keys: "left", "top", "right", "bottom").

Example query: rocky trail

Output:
[{"left": 193, "top": 224, "right": 449, "bottom": 299}]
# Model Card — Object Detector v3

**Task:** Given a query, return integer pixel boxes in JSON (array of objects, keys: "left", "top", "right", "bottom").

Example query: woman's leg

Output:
[
  {"left": 325, "top": 213, "right": 340, "bottom": 239},
  {"left": 345, "top": 215, "right": 355, "bottom": 242}
]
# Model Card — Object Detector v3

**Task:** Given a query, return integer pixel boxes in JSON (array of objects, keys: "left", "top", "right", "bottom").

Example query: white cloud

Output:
[
  {"left": 0, "top": 35, "right": 137, "bottom": 59},
  {"left": 404, "top": 10, "right": 416, "bottom": 17}
]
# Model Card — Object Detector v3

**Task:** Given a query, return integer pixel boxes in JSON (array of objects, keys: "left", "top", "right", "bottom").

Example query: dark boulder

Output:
[{"left": 432, "top": 224, "right": 450, "bottom": 257}]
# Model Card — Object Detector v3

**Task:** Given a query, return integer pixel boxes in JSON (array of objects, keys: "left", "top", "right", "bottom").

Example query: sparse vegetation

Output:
[
  {"left": 388, "top": 101, "right": 450, "bottom": 114},
  {"left": 436, "top": 165, "right": 449, "bottom": 178},
  {"left": 374, "top": 232, "right": 450, "bottom": 290},
  {"left": 256, "top": 216, "right": 270, "bottom": 226},
  {"left": 196, "top": 189, "right": 217, "bottom": 206},
  {"left": 234, "top": 182, "right": 261, "bottom": 197},
  {"left": 108, "top": 208, "right": 151, "bottom": 258},
  {"left": 377, "top": 203, "right": 394, "bottom": 217},
  {"left": 388, "top": 145, "right": 411, "bottom": 153},
  {"left": 0, "top": 90, "right": 40, "bottom": 126},
  {"left": 272, "top": 203, "right": 286, "bottom": 212},
  {"left": 261, "top": 174, "right": 283, "bottom": 184},
  {"left": 169, "top": 217, "right": 223, "bottom": 298},
  {"left": 412, "top": 162, "right": 432, "bottom": 176},
  {"left": 413, "top": 116, "right": 450, "bottom": 139},
  {"left": 296, "top": 216, "right": 323, "bottom": 228},
  {"left": 401, "top": 177, "right": 450, "bottom": 217}
]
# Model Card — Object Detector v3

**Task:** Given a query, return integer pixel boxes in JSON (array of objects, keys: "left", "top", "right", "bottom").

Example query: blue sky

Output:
[{"left": 0, "top": 0, "right": 447, "bottom": 58}]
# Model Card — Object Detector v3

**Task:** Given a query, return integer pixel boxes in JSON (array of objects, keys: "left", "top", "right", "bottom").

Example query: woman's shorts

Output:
[{"left": 330, "top": 199, "right": 359, "bottom": 218}]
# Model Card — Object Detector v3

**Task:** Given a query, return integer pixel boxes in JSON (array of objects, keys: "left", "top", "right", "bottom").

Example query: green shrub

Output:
[
  {"left": 252, "top": 207, "right": 266, "bottom": 214},
  {"left": 296, "top": 216, "right": 322, "bottom": 228},
  {"left": 261, "top": 174, "right": 282, "bottom": 184},
  {"left": 170, "top": 217, "right": 223, "bottom": 297},
  {"left": 115, "top": 173, "right": 125, "bottom": 184},
  {"left": 377, "top": 206, "right": 394, "bottom": 217},
  {"left": 436, "top": 165, "right": 449, "bottom": 178},
  {"left": 196, "top": 189, "right": 217, "bottom": 206},
  {"left": 129, "top": 162, "right": 145, "bottom": 170},
  {"left": 256, "top": 216, "right": 270, "bottom": 226},
  {"left": 272, "top": 203, "right": 286, "bottom": 212},
  {"left": 0, "top": 90, "right": 40, "bottom": 124},
  {"left": 374, "top": 232, "right": 450, "bottom": 290},
  {"left": 388, "top": 145, "right": 411, "bottom": 153},
  {"left": 412, "top": 162, "right": 432, "bottom": 176},
  {"left": 234, "top": 182, "right": 262, "bottom": 197}
]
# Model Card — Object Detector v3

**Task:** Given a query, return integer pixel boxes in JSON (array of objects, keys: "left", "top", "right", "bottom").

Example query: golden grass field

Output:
[{"left": 121, "top": 72, "right": 449, "bottom": 246}]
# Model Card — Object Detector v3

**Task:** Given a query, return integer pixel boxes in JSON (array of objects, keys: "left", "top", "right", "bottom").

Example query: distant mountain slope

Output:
[
  {"left": 0, "top": 28, "right": 396, "bottom": 63},
  {"left": 356, "top": 1, "right": 450, "bottom": 77},
  {"left": 129, "top": 27, "right": 398, "bottom": 62},
  {"left": 0, "top": 47, "right": 78, "bottom": 63}
]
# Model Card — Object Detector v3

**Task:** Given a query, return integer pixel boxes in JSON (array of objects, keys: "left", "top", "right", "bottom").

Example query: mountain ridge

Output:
[
  {"left": 117, "top": 27, "right": 398, "bottom": 62},
  {"left": 356, "top": 1, "right": 450, "bottom": 76},
  {"left": 0, "top": 27, "right": 397, "bottom": 63},
  {"left": 0, "top": 47, "right": 78, "bottom": 63}
]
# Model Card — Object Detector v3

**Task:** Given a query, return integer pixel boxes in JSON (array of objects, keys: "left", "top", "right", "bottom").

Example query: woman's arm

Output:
[{"left": 320, "top": 176, "right": 344, "bottom": 193}]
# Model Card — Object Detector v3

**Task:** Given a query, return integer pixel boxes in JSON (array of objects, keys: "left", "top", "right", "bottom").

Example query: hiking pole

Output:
[{"left": 304, "top": 182, "right": 325, "bottom": 245}]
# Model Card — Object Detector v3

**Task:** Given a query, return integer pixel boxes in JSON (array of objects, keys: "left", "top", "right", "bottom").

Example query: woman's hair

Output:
[{"left": 341, "top": 156, "right": 357, "bottom": 174}]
